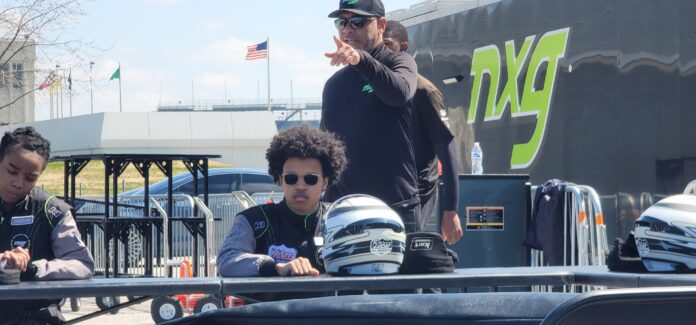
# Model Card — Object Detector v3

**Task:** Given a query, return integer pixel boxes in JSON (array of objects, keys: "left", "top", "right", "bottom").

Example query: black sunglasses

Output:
[
  {"left": 334, "top": 16, "right": 375, "bottom": 30},
  {"left": 283, "top": 173, "right": 320, "bottom": 186}
]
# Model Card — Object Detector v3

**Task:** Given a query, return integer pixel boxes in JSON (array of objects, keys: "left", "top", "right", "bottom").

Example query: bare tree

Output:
[{"left": 0, "top": 0, "right": 89, "bottom": 112}]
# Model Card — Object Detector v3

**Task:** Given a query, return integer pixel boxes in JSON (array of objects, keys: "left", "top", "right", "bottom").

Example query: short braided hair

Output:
[{"left": 0, "top": 126, "right": 51, "bottom": 167}]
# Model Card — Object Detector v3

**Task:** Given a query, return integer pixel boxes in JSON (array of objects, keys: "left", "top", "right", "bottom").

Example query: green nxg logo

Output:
[
  {"left": 468, "top": 27, "right": 569, "bottom": 169},
  {"left": 362, "top": 84, "right": 374, "bottom": 93},
  {"left": 342, "top": 0, "right": 359, "bottom": 5}
]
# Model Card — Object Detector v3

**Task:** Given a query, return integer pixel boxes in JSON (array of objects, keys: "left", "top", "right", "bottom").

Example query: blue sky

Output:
[{"left": 34, "top": 0, "right": 426, "bottom": 120}]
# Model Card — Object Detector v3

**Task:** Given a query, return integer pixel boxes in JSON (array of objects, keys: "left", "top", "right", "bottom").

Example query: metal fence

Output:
[
  {"left": 528, "top": 184, "right": 609, "bottom": 293},
  {"left": 250, "top": 192, "right": 284, "bottom": 205},
  {"left": 529, "top": 184, "right": 609, "bottom": 269},
  {"left": 75, "top": 192, "right": 260, "bottom": 278}
]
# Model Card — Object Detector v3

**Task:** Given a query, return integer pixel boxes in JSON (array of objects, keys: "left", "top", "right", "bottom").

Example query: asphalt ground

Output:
[{"left": 62, "top": 297, "right": 157, "bottom": 325}]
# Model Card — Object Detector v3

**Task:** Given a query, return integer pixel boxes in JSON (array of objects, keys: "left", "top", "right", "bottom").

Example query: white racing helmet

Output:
[
  {"left": 634, "top": 194, "right": 696, "bottom": 272},
  {"left": 320, "top": 194, "right": 406, "bottom": 275}
]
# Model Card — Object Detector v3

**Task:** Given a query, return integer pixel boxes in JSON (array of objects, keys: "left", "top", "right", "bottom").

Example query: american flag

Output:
[{"left": 245, "top": 41, "right": 268, "bottom": 60}]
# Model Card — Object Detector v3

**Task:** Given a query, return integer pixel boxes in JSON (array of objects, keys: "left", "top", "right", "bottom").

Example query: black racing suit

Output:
[
  {"left": 217, "top": 200, "right": 328, "bottom": 301},
  {"left": 0, "top": 188, "right": 94, "bottom": 325},
  {"left": 412, "top": 75, "right": 459, "bottom": 230},
  {"left": 321, "top": 43, "right": 421, "bottom": 232}
]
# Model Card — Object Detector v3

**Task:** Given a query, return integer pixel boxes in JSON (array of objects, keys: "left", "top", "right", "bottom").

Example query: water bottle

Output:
[{"left": 471, "top": 142, "right": 483, "bottom": 175}]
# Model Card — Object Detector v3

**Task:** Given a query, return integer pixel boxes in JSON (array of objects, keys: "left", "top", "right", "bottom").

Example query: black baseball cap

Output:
[
  {"left": 399, "top": 232, "right": 456, "bottom": 274},
  {"left": 328, "top": 0, "right": 386, "bottom": 18}
]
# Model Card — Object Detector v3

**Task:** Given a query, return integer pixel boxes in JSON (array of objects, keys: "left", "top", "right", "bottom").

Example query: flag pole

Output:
[
  {"left": 90, "top": 61, "right": 94, "bottom": 114},
  {"left": 69, "top": 68, "right": 73, "bottom": 117},
  {"left": 267, "top": 36, "right": 271, "bottom": 112},
  {"left": 118, "top": 62, "right": 123, "bottom": 112}
]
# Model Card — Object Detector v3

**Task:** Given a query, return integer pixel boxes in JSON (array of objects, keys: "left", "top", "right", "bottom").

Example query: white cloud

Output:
[
  {"left": 200, "top": 20, "right": 233, "bottom": 32},
  {"left": 197, "top": 74, "right": 242, "bottom": 88},
  {"left": 195, "top": 36, "right": 252, "bottom": 65},
  {"left": 142, "top": 0, "right": 180, "bottom": 4}
]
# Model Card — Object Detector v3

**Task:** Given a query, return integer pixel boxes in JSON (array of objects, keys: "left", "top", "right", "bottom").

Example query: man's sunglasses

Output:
[
  {"left": 283, "top": 173, "right": 320, "bottom": 186},
  {"left": 334, "top": 16, "right": 375, "bottom": 30}
]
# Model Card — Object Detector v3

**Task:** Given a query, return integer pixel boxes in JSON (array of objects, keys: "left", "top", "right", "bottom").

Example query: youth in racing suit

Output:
[{"left": 0, "top": 187, "right": 94, "bottom": 324}]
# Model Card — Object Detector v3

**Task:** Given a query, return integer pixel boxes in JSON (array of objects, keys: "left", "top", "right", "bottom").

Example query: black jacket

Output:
[{"left": 321, "top": 43, "right": 419, "bottom": 208}]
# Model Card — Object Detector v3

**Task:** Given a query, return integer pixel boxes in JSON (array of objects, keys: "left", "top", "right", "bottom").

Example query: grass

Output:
[{"left": 37, "top": 160, "right": 230, "bottom": 197}]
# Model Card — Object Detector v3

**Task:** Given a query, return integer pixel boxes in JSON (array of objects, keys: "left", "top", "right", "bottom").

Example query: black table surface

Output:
[{"left": 3, "top": 266, "right": 696, "bottom": 300}]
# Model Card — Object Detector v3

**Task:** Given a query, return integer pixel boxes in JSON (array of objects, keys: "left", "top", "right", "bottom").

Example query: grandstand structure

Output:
[{"left": 157, "top": 97, "right": 321, "bottom": 130}]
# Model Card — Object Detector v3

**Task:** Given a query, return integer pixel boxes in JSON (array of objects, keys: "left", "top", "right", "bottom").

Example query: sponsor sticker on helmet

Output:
[
  {"left": 370, "top": 239, "right": 392, "bottom": 256},
  {"left": 371, "top": 263, "right": 384, "bottom": 273},
  {"left": 636, "top": 238, "right": 650, "bottom": 257}
]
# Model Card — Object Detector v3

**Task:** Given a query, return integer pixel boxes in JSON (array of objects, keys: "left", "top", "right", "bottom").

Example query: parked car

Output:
[{"left": 120, "top": 168, "right": 281, "bottom": 197}]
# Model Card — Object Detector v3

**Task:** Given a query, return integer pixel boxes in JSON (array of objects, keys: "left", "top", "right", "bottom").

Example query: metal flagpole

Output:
[
  {"left": 69, "top": 68, "right": 73, "bottom": 117},
  {"left": 267, "top": 36, "right": 271, "bottom": 112},
  {"left": 118, "top": 62, "right": 122, "bottom": 112},
  {"left": 49, "top": 86, "right": 53, "bottom": 119},
  {"left": 59, "top": 68, "right": 64, "bottom": 118},
  {"left": 90, "top": 61, "right": 94, "bottom": 114}
]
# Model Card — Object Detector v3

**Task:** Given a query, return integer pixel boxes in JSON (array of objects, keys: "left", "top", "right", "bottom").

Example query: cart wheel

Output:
[
  {"left": 59, "top": 298, "right": 66, "bottom": 308},
  {"left": 95, "top": 296, "right": 121, "bottom": 314},
  {"left": 70, "top": 297, "right": 81, "bottom": 312},
  {"left": 193, "top": 296, "right": 223, "bottom": 314},
  {"left": 151, "top": 296, "right": 183, "bottom": 323}
]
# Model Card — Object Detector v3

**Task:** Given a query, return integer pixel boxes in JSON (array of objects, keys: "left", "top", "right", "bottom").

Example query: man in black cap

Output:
[
  {"left": 321, "top": 0, "right": 421, "bottom": 233},
  {"left": 383, "top": 20, "right": 464, "bottom": 245}
]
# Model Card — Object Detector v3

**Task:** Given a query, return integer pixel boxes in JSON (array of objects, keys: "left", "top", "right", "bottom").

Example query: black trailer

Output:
[{"left": 395, "top": 0, "right": 696, "bottom": 240}]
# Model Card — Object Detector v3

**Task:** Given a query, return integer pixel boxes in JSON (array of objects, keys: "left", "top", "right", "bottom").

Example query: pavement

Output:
[{"left": 62, "top": 297, "right": 157, "bottom": 325}]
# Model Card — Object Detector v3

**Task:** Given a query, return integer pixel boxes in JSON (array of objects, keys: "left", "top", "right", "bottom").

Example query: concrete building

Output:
[
  {"left": 0, "top": 111, "right": 277, "bottom": 169},
  {"left": 0, "top": 38, "right": 36, "bottom": 125}
]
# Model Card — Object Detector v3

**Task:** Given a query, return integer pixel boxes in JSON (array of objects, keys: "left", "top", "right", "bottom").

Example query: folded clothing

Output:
[{"left": 0, "top": 266, "right": 20, "bottom": 285}]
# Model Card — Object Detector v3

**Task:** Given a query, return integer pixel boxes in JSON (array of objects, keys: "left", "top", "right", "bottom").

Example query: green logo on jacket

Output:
[{"left": 362, "top": 84, "right": 374, "bottom": 93}]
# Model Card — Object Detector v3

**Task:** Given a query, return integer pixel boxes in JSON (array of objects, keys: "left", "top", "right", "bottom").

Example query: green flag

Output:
[{"left": 110, "top": 67, "right": 120, "bottom": 80}]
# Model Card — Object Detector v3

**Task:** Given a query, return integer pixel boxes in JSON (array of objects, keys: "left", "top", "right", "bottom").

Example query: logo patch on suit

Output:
[
  {"left": 410, "top": 237, "right": 434, "bottom": 251},
  {"left": 11, "top": 234, "right": 30, "bottom": 248},
  {"left": 11, "top": 215, "right": 34, "bottom": 226},
  {"left": 268, "top": 245, "right": 297, "bottom": 263},
  {"left": 253, "top": 221, "right": 266, "bottom": 231},
  {"left": 47, "top": 207, "right": 62, "bottom": 219}
]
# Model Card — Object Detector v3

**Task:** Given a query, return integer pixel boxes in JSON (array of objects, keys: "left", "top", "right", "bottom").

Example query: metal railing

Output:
[
  {"left": 75, "top": 191, "right": 260, "bottom": 278},
  {"left": 250, "top": 192, "right": 284, "bottom": 205},
  {"left": 530, "top": 183, "right": 609, "bottom": 293},
  {"left": 530, "top": 184, "right": 608, "bottom": 269}
]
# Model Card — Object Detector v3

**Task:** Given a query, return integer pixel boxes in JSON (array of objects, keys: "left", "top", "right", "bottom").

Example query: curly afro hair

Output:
[
  {"left": 0, "top": 126, "right": 51, "bottom": 167},
  {"left": 266, "top": 124, "right": 347, "bottom": 186}
]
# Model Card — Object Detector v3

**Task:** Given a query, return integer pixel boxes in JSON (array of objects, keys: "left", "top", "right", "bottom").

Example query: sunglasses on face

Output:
[
  {"left": 334, "top": 16, "right": 375, "bottom": 30},
  {"left": 282, "top": 173, "right": 320, "bottom": 186}
]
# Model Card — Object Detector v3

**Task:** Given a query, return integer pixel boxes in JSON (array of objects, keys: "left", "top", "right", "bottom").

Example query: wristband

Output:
[
  {"left": 258, "top": 260, "right": 279, "bottom": 277},
  {"left": 20, "top": 263, "right": 38, "bottom": 281}
]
